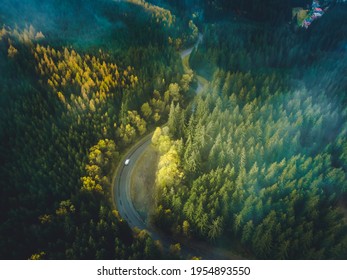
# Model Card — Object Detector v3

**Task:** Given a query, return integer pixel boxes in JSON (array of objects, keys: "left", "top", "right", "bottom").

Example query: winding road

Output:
[
  {"left": 113, "top": 133, "right": 155, "bottom": 232},
  {"left": 112, "top": 34, "right": 241, "bottom": 259},
  {"left": 113, "top": 34, "right": 203, "bottom": 233}
]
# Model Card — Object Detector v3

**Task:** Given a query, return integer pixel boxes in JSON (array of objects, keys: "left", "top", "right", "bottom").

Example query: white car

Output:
[{"left": 124, "top": 159, "right": 130, "bottom": 166}]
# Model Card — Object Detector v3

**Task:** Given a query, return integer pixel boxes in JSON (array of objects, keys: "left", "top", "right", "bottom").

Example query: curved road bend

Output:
[
  {"left": 114, "top": 34, "right": 203, "bottom": 232},
  {"left": 180, "top": 33, "right": 203, "bottom": 59},
  {"left": 112, "top": 34, "right": 242, "bottom": 259},
  {"left": 181, "top": 33, "right": 204, "bottom": 94}
]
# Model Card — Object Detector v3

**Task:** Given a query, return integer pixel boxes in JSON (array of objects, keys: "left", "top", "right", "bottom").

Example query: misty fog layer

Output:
[{"left": 0, "top": 0, "right": 347, "bottom": 260}]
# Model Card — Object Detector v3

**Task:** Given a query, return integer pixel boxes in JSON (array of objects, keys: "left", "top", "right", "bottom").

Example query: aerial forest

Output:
[
  {"left": 1, "top": 0, "right": 347, "bottom": 260},
  {"left": 0, "top": 0, "right": 195, "bottom": 259},
  {"left": 152, "top": 2, "right": 347, "bottom": 259}
]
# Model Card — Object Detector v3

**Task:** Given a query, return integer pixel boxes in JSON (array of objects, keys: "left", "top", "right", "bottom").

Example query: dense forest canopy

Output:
[
  {"left": 0, "top": 0, "right": 195, "bottom": 259},
  {"left": 152, "top": 1, "right": 347, "bottom": 259},
  {"left": 1, "top": 0, "right": 347, "bottom": 260}
]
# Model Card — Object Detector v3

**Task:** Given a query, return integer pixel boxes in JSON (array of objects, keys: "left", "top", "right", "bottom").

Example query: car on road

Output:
[{"left": 124, "top": 159, "right": 130, "bottom": 166}]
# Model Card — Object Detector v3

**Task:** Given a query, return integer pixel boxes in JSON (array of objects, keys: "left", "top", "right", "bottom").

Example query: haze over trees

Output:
[
  {"left": 1, "top": 0, "right": 347, "bottom": 260},
  {"left": 152, "top": 3, "right": 347, "bottom": 259}
]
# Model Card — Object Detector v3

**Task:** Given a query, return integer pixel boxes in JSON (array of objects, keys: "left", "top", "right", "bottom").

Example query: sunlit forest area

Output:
[{"left": 1, "top": 0, "right": 347, "bottom": 259}]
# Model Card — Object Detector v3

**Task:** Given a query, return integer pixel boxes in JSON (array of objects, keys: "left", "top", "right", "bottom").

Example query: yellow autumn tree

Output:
[{"left": 156, "top": 146, "right": 183, "bottom": 188}]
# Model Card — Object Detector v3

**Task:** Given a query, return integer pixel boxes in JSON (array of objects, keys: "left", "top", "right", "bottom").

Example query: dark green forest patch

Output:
[{"left": 0, "top": 0, "right": 195, "bottom": 259}]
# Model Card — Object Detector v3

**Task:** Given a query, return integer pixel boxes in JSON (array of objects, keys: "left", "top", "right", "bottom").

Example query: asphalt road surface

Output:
[{"left": 114, "top": 133, "right": 162, "bottom": 241}]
